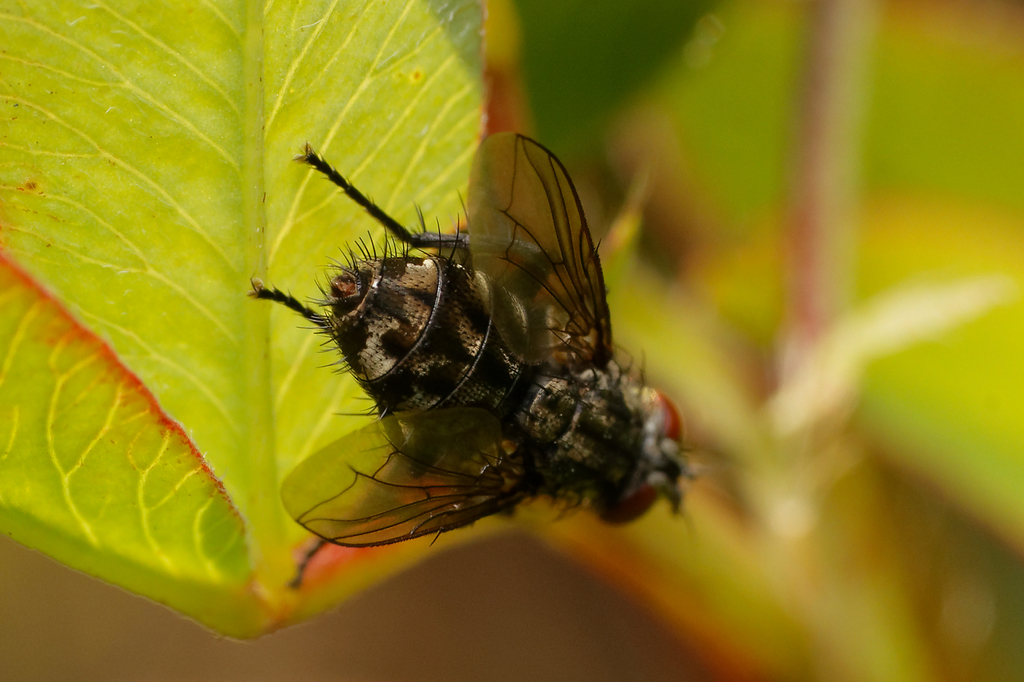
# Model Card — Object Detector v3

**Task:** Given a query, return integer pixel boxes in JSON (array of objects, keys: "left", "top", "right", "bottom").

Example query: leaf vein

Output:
[
  {"left": 92, "top": 1, "right": 241, "bottom": 117},
  {"left": 0, "top": 299, "right": 42, "bottom": 393},
  {"left": 386, "top": 81, "right": 473, "bottom": 211},
  {"left": 265, "top": 0, "right": 347, "bottom": 131},
  {"left": 270, "top": 0, "right": 421, "bottom": 262},
  {"left": 134, "top": 428, "right": 177, "bottom": 573},
  {"left": 0, "top": 16, "right": 241, "bottom": 171},
  {"left": 3, "top": 95, "right": 237, "bottom": 270},
  {"left": 196, "top": 0, "right": 242, "bottom": 39},
  {"left": 76, "top": 310, "right": 242, "bottom": 435},
  {"left": 192, "top": 497, "right": 222, "bottom": 581}
]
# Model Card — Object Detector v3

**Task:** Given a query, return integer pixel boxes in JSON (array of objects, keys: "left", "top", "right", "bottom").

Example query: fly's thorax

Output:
[
  {"left": 515, "top": 374, "right": 577, "bottom": 442},
  {"left": 512, "top": 366, "right": 635, "bottom": 503},
  {"left": 326, "top": 256, "right": 439, "bottom": 383},
  {"left": 514, "top": 362, "right": 685, "bottom": 518}
]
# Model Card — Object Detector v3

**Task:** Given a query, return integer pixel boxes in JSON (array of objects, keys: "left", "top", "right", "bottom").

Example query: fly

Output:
[{"left": 252, "top": 133, "right": 687, "bottom": 554}]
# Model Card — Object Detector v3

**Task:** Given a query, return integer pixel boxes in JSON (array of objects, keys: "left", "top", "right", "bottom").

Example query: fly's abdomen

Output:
[
  {"left": 327, "top": 255, "right": 527, "bottom": 415},
  {"left": 432, "top": 270, "right": 529, "bottom": 414}
]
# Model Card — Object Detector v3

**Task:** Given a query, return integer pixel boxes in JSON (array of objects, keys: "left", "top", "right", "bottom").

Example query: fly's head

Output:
[
  {"left": 320, "top": 255, "right": 441, "bottom": 389},
  {"left": 320, "top": 262, "right": 375, "bottom": 368},
  {"left": 601, "top": 387, "right": 686, "bottom": 524},
  {"left": 324, "top": 262, "right": 375, "bottom": 323}
]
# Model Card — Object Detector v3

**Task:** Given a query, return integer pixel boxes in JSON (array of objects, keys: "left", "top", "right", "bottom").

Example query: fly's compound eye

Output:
[
  {"left": 601, "top": 484, "right": 658, "bottom": 524},
  {"left": 654, "top": 390, "right": 683, "bottom": 442},
  {"left": 329, "top": 271, "right": 365, "bottom": 314}
]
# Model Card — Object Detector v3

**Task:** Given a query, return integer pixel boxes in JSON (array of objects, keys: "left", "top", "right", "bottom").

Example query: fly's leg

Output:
[
  {"left": 289, "top": 537, "right": 329, "bottom": 589},
  {"left": 296, "top": 143, "right": 469, "bottom": 252},
  {"left": 249, "top": 278, "right": 325, "bottom": 325}
]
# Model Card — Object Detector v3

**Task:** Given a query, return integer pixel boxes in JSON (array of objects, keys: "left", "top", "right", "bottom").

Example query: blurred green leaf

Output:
[
  {"left": 663, "top": 0, "right": 803, "bottom": 229},
  {"left": 858, "top": 201, "right": 1024, "bottom": 551},
  {"left": 867, "top": 19, "right": 1024, "bottom": 214},
  {"left": 512, "top": 0, "right": 719, "bottom": 152},
  {"left": 0, "top": 0, "right": 482, "bottom": 634},
  {"left": 665, "top": 2, "right": 1024, "bottom": 224}
]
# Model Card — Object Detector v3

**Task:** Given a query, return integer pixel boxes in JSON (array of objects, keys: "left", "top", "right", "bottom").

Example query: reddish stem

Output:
[{"left": 786, "top": 0, "right": 875, "bottom": 359}]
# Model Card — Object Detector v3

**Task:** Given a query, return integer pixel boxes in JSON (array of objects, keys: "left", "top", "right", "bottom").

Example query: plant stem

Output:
[{"left": 785, "top": 0, "right": 876, "bottom": 364}]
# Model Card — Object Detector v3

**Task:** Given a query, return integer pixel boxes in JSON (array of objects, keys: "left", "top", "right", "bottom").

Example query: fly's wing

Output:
[
  {"left": 280, "top": 408, "right": 523, "bottom": 546},
  {"left": 467, "top": 133, "right": 613, "bottom": 367}
]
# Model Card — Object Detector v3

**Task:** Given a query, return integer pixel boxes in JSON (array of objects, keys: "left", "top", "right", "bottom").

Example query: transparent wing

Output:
[
  {"left": 281, "top": 408, "right": 524, "bottom": 547},
  {"left": 467, "top": 133, "right": 613, "bottom": 367}
]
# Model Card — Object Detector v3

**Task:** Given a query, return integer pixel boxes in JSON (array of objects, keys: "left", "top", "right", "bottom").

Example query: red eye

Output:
[
  {"left": 601, "top": 484, "right": 658, "bottom": 524},
  {"left": 655, "top": 391, "right": 683, "bottom": 442}
]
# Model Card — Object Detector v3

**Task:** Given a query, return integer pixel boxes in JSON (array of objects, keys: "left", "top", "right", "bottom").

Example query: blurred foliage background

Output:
[
  {"left": 498, "top": 0, "right": 1024, "bottom": 680},
  {"left": 4, "top": 0, "right": 1024, "bottom": 680}
]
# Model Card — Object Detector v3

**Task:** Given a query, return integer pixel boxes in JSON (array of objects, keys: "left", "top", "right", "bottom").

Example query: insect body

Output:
[{"left": 253, "top": 133, "right": 686, "bottom": 547}]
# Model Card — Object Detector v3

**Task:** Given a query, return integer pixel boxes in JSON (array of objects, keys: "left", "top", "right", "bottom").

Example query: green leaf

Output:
[
  {"left": 669, "top": 1, "right": 1024, "bottom": 225},
  {"left": 0, "top": 254, "right": 254, "bottom": 631},
  {"left": 0, "top": 0, "right": 482, "bottom": 635},
  {"left": 512, "top": 0, "right": 719, "bottom": 151},
  {"left": 858, "top": 201, "right": 1024, "bottom": 551}
]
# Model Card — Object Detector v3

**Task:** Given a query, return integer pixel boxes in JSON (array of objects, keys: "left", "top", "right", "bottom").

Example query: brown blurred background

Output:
[{"left": 0, "top": 532, "right": 708, "bottom": 682}]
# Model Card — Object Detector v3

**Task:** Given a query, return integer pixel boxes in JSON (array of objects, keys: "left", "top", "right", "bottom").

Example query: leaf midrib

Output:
[{"left": 239, "top": 0, "right": 291, "bottom": 595}]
